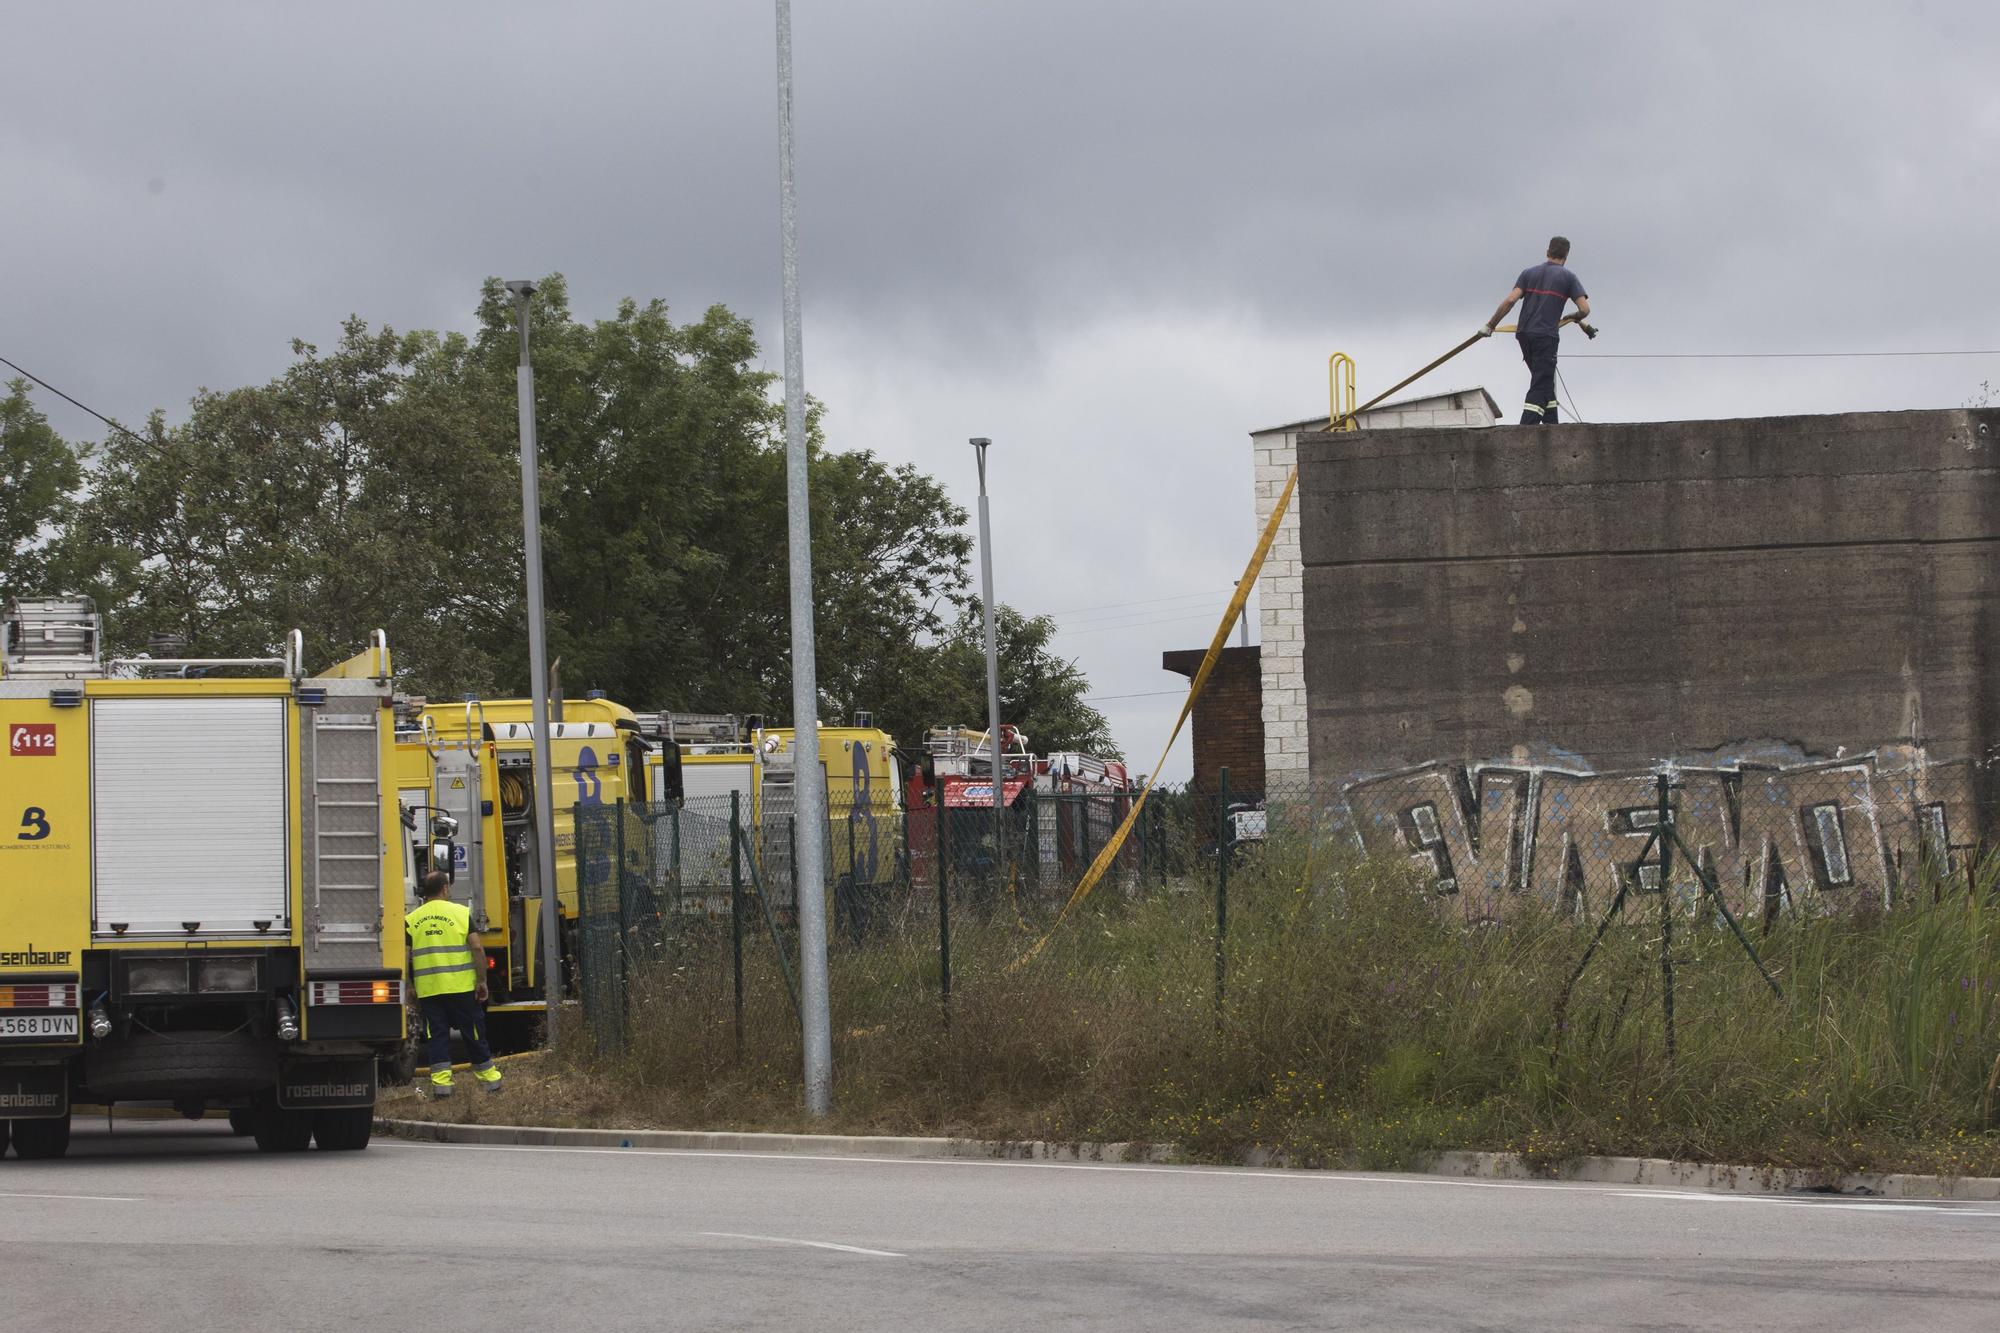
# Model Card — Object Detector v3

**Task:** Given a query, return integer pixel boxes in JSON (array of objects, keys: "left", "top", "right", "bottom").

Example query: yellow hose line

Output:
[
  {"left": 1010, "top": 466, "right": 1300, "bottom": 968},
  {"left": 1011, "top": 312, "right": 1594, "bottom": 966}
]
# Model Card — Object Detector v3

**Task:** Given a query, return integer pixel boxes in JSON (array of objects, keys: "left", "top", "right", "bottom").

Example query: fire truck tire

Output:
[
  {"left": 227, "top": 1107, "right": 255, "bottom": 1136},
  {"left": 380, "top": 1035, "right": 419, "bottom": 1087},
  {"left": 83, "top": 1031, "right": 280, "bottom": 1102},
  {"left": 0, "top": 1119, "right": 11, "bottom": 1158},
  {"left": 251, "top": 1098, "right": 313, "bottom": 1153},
  {"left": 10, "top": 1114, "right": 71, "bottom": 1160},
  {"left": 312, "top": 1105, "right": 374, "bottom": 1151}
]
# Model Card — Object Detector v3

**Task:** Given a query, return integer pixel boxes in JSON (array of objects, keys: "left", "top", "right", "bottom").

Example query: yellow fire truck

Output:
[
  {"left": 412, "top": 696, "right": 674, "bottom": 1014},
  {"left": 637, "top": 712, "right": 902, "bottom": 900},
  {"left": 390, "top": 722, "right": 535, "bottom": 1030},
  {"left": 0, "top": 597, "right": 407, "bottom": 1158}
]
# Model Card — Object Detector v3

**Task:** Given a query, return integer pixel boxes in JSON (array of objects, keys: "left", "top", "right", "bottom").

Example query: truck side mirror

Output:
[
  {"left": 429, "top": 814, "right": 460, "bottom": 884},
  {"left": 659, "top": 742, "right": 685, "bottom": 804}
]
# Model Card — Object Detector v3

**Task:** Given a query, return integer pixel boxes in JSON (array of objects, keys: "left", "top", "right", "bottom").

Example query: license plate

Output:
[{"left": 0, "top": 1013, "right": 78, "bottom": 1039}]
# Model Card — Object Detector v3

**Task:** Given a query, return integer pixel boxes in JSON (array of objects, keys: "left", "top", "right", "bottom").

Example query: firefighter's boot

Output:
[
  {"left": 473, "top": 1062, "right": 504, "bottom": 1095},
  {"left": 428, "top": 1069, "right": 456, "bottom": 1100}
]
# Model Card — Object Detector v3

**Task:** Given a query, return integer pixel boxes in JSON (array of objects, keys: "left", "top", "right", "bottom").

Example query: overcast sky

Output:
[{"left": 5, "top": 1, "right": 1996, "bottom": 781}]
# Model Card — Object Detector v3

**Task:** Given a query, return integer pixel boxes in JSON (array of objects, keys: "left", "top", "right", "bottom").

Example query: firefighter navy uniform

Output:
[{"left": 405, "top": 897, "right": 502, "bottom": 1096}]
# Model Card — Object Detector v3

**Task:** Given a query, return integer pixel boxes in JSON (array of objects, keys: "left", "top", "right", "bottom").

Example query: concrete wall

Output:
[
  {"left": 1296, "top": 408, "right": 2000, "bottom": 786},
  {"left": 1255, "top": 390, "right": 1495, "bottom": 782}
]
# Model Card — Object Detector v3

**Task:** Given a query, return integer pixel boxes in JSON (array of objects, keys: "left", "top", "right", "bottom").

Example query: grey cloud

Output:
[{"left": 4, "top": 0, "right": 1994, "bottom": 777}]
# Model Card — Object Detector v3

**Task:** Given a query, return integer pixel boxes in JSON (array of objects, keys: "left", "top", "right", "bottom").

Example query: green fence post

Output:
[
  {"left": 1215, "top": 767, "right": 1231, "bottom": 1021},
  {"left": 613, "top": 796, "right": 627, "bottom": 933},
  {"left": 1079, "top": 791, "right": 1094, "bottom": 878},
  {"left": 936, "top": 785, "right": 951, "bottom": 1028},
  {"left": 845, "top": 796, "right": 859, "bottom": 942},
  {"left": 1136, "top": 790, "right": 1148, "bottom": 888},
  {"left": 1024, "top": 784, "right": 1040, "bottom": 896},
  {"left": 900, "top": 791, "right": 912, "bottom": 892},
  {"left": 730, "top": 790, "right": 745, "bottom": 1064},
  {"left": 1657, "top": 772, "right": 1677, "bottom": 1066}
]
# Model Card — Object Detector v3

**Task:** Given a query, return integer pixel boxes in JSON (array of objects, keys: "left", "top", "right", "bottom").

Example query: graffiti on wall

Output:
[{"left": 1341, "top": 745, "right": 1987, "bottom": 922}]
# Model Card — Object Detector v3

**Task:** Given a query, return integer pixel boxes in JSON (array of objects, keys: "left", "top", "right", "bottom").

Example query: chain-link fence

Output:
[{"left": 570, "top": 754, "right": 2000, "bottom": 1056}]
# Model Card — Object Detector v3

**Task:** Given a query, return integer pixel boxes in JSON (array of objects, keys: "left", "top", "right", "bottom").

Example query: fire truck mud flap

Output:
[
  {"left": 277, "top": 1057, "right": 377, "bottom": 1111},
  {"left": 0, "top": 1064, "right": 69, "bottom": 1120}
]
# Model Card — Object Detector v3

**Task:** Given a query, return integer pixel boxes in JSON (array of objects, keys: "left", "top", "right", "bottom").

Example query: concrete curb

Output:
[
  {"left": 375, "top": 1117, "right": 1171, "bottom": 1163},
  {"left": 1415, "top": 1149, "right": 2000, "bottom": 1201},
  {"left": 375, "top": 1118, "right": 2000, "bottom": 1198}
]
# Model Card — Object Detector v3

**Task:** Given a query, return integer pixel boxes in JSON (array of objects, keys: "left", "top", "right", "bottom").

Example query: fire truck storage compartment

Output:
[{"left": 91, "top": 696, "right": 290, "bottom": 938}]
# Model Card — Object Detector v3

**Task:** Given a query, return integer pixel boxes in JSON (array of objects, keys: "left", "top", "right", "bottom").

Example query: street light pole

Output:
[
  {"left": 775, "top": 0, "right": 833, "bottom": 1117},
  {"left": 505, "top": 279, "right": 564, "bottom": 1048},
  {"left": 972, "top": 438, "right": 1005, "bottom": 881}
]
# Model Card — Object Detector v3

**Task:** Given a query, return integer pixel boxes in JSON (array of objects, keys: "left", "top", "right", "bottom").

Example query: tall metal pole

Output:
[
  {"left": 972, "top": 438, "right": 1005, "bottom": 881},
  {"left": 506, "top": 279, "right": 564, "bottom": 1048},
  {"left": 775, "top": 0, "right": 832, "bottom": 1117}
]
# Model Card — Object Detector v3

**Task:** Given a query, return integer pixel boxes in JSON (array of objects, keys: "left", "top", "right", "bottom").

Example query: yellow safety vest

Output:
[{"left": 405, "top": 899, "right": 478, "bottom": 999}]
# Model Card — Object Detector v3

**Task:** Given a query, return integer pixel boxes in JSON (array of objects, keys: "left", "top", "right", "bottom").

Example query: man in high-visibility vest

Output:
[{"left": 405, "top": 870, "right": 502, "bottom": 1097}]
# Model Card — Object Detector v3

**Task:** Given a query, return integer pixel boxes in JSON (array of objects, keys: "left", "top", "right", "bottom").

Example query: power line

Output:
[
  {"left": 1053, "top": 601, "right": 1235, "bottom": 631},
  {"left": 0, "top": 355, "right": 153, "bottom": 447},
  {"left": 1052, "top": 610, "right": 1228, "bottom": 638},
  {"left": 1570, "top": 349, "right": 2000, "bottom": 360},
  {"left": 1084, "top": 688, "right": 1186, "bottom": 702},
  {"left": 1046, "top": 586, "right": 1235, "bottom": 619}
]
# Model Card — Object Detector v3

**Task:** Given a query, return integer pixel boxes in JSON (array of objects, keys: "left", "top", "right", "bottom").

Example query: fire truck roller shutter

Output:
[{"left": 91, "top": 696, "right": 290, "bottom": 938}]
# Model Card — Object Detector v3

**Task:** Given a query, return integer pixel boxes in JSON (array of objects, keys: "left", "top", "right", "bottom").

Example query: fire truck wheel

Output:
[
  {"left": 11, "top": 1114, "right": 71, "bottom": 1160},
  {"left": 312, "top": 1106, "right": 374, "bottom": 1151},
  {"left": 226, "top": 1107, "right": 255, "bottom": 1136},
  {"left": 251, "top": 1099, "right": 313, "bottom": 1153},
  {"left": 380, "top": 1037, "right": 419, "bottom": 1087},
  {"left": 0, "top": 1118, "right": 11, "bottom": 1158}
]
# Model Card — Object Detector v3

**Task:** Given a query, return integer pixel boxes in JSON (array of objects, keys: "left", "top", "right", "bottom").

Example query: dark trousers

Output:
[
  {"left": 1518, "top": 333, "right": 1560, "bottom": 424},
  {"left": 419, "top": 990, "right": 493, "bottom": 1073}
]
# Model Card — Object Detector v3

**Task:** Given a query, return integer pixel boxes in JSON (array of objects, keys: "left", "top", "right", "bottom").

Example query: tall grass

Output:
[{"left": 570, "top": 840, "right": 2000, "bottom": 1175}]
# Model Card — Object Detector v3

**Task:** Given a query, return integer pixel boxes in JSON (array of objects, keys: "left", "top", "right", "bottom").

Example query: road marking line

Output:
[
  {"left": 701, "top": 1231, "right": 904, "bottom": 1258},
  {"left": 1613, "top": 1190, "right": 2000, "bottom": 1216},
  {"left": 0, "top": 1191, "right": 141, "bottom": 1203}
]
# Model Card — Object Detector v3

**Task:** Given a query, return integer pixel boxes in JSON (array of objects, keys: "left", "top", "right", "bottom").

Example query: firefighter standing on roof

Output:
[
  {"left": 406, "top": 870, "right": 503, "bottom": 1097},
  {"left": 1480, "top": 235, "right": 1590, "bottom": 425}
]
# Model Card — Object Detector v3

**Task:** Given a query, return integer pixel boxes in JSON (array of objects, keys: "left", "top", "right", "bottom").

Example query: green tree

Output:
[
  {"left": 879, "top": 604, "right": 1119, "bottom": 759},
  {"left": 59, "top": 275, "right": 1030, "bottom": 747},
  {"left": 0, "top": 381, "right": 83, "bottom": 597},
  {"left": 459, "top": 277, "right": 975, "bottom": 720},
  {"left": 68, "top": 320, "right": 521, "bottom": 688}
]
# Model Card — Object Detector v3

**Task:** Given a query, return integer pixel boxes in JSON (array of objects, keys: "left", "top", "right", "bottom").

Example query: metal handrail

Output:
[
  {"left": 1327, "top": 352, "right": 1358, "bottom": 431},
  {"left": 107, "top": 656, "right": 287, "bottom": 673}
]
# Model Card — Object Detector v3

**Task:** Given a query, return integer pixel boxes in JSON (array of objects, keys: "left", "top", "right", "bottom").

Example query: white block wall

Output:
[{"left": 1253, "top": 395, "right": 1495, "bottom": 783}]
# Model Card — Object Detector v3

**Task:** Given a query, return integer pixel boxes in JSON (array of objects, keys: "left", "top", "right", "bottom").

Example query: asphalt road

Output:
[{"left": 3, "top": 1120, "right": 1998, "bottom": 1331}]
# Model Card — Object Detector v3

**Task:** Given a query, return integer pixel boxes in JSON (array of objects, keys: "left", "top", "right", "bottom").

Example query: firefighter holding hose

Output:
[{"left": 1480, "top": 235, "right": 1591, "bottom": 425}]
